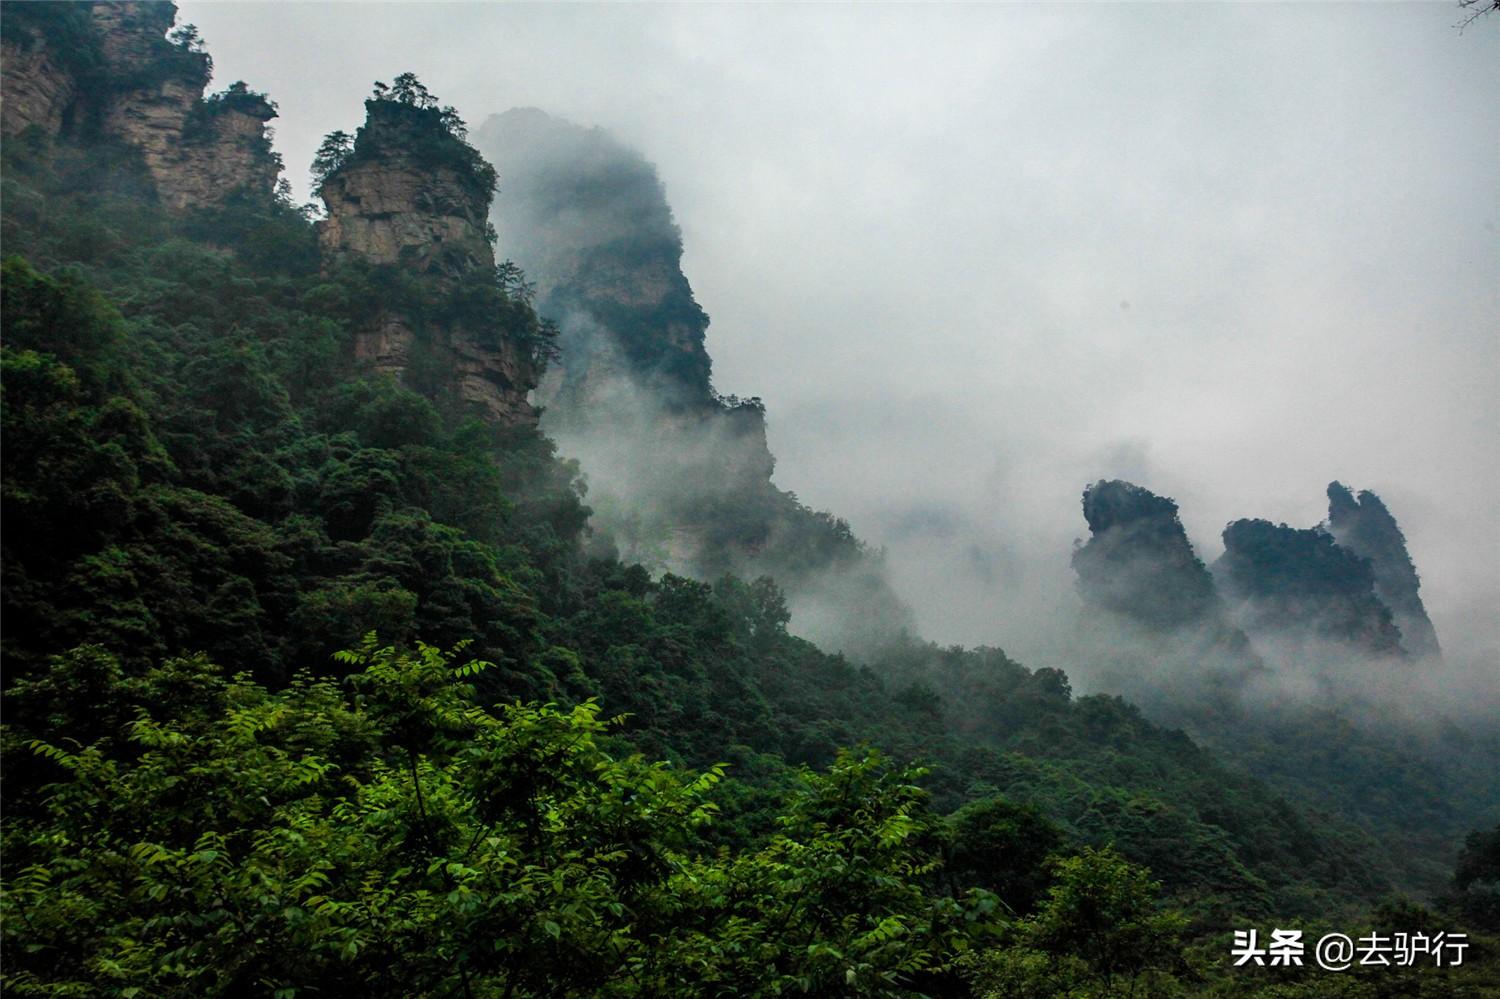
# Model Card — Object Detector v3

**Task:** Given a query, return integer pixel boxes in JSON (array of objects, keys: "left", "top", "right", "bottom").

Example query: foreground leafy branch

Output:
[{"left": 1, "top": 639, "right": 1000, "bottom": 997}]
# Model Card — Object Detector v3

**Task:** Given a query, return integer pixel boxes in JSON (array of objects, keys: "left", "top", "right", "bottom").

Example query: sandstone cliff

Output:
[
  {"left": 1, "top": 1, "right": 278, "bottom": 212},
  {"left": 0, "top": 26, "right": 76, "bottom": 136},
  {"left": 317, "top": 92, "right": 536, "bottom": 426},
  {"left": 1326, "top": 481, "right": 1441, "bottom": 658}
]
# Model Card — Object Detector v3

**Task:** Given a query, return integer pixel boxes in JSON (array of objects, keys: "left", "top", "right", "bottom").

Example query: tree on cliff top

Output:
[
  {"left": 313, "top": 74, "right": 496, "bottom": 198},
  {"left": 373, "top": 72, "right": 468, "bottom": 137}
]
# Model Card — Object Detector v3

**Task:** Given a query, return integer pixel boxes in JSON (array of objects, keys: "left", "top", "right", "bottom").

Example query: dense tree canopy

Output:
[{"left": 2, "top": 641, "right": 1002, "bottom": 997}]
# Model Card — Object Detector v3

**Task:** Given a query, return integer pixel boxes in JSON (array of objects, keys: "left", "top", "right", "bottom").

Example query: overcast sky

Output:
[{"left": 181, "top": 1, "right": 1499, "bottom": 666}]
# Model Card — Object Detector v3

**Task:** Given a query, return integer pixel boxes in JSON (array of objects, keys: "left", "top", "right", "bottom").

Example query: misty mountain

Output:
[
  {"left": 476, "top": 107, "right": 912, "bottom": 654},
  {"left": 1063, "top": 479, "right": 1496, "bottom": 902},
  {"left": 1072, "top": 479, "right": 1222, "bottom": 629},
  {"left": 1215, "top": 518, "right": 1406, "bottom": 657},
  {"left": 1063, "top": 479, "right": 1263, "bottom": 708},
  {"left": 476, "top": 107, "right": 714, "bottom": 410},
  {"left": 1327, "top": 480, "right": 1442, "bottom": 659},
  {"left": 1070, "top": 477, "right": 1443, "bottom": 666}
]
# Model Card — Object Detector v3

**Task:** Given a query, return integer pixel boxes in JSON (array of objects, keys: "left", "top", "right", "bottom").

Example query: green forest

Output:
[{"left": 2, "top": 5, "right": 1498, "bottom": 996}]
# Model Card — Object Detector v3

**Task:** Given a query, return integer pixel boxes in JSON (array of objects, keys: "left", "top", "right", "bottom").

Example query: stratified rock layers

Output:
[
  {"left": 2, "top": 2, "right": 279, "bottom": 212},
  {"left": 0, "top": 33, "right": 76, "bottom": 135},
  {"left": 317, "top": 105, "right": 535, "bottom": 426}
]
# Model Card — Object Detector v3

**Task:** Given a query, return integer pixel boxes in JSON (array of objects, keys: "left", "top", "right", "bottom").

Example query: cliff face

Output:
[
  {"left": 317, "top": 152, "right": 491, "bottom": 273},
  {"left": 0, "top": 33, "right": 76, "bottom": 135},
  {"left": 89, "top": 0, "right": 176, "bottom": 65},
  {"left": 1, "top": 2, "right": 279, "bottom": 212},
  {"left": 112, "top": 83, "right": 279, "bottom": 213},
  {"left": 1213, "top": 519, "right": 1406, "bottom": 657},
  {"left": 1326, "top": 482, "right": 1440, "bottom": 659},
  {"left": 317, "top": 101, "right": 535, "bottom": 426}
]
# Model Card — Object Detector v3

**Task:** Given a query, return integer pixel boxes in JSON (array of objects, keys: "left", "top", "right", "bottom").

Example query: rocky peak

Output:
[
  {"left": 317, "top": 98, "right": 495, "bottom": 275},
  {"left": 316, "top": 84, "right": 535, "bottom": 426},
  {"left": 1326, "top": 482, "right": 1440, "bottom": 658},
  {"left": 1072, "top": 480, "right": 1221, "bottom": 628},
  {"left": 1, "top": 1, "right": 280, "bottom": 213},
  {"left": 108, "top": 80, "right": 280, "bottom": 213},
  {"left": 1213, "top": 518, "right": 1406, "bottom": 657}
]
